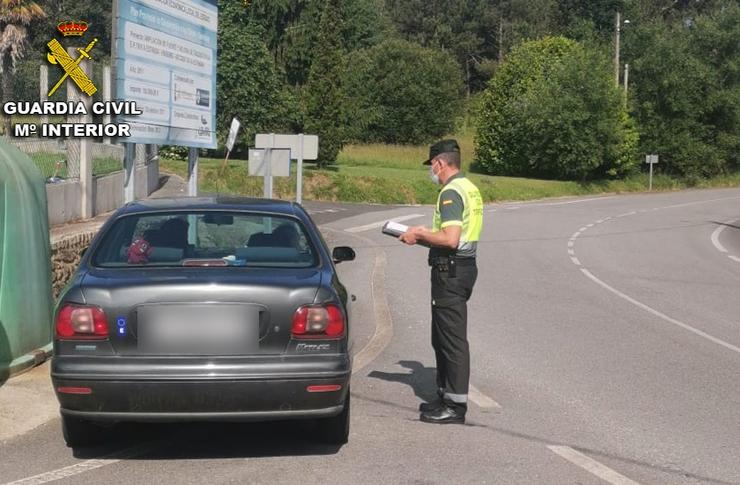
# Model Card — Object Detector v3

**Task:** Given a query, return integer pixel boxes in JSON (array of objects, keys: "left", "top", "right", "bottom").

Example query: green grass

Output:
[
  {"left": 160, "top": 143, "right": 740, "bottom": 205},
  {"left": 30, "top": 152, "right": 123, "bottom": 178}
]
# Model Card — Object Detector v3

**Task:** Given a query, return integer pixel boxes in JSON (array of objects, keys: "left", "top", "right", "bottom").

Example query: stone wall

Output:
[{"left": 50, "top": 229, "right": 100, "bottom": 298}]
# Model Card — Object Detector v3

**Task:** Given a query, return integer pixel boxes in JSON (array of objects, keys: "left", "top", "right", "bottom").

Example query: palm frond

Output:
[{"left": 0, "top": 1, "right": 45, "bottom": 24}]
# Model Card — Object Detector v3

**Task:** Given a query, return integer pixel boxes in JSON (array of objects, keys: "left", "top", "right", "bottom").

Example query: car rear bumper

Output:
[{"left": 52, "top": 355, "right": 350, "bottom": 422}]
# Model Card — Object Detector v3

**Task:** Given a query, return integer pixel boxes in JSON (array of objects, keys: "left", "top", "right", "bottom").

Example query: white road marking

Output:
[
  {"left": 651, "top": 195, "right": 740, "bottom": 212},
  {"left": 568, "top": 249, "right": 575, "bottom": 256},
  {"left": 580, "top": 268, "right": 740, "bottom": 355},
  {"left": 569, "top": 197, "right": 740, "bottom": 356},
  {"left": 568, "top": 241, "right": 575, "bottom": 248},
  {"left": 710, "top": 221, "right": 734, "bottom": 253},
  {"left": 579, "top": 227, "right": 588, "bottom": 232},
  {"left": 506, "top": 206, "right": 521, "bottom": 210},
  {"left": 548, "top": 446, "right": 641, "bottom": 485},
  {"left": 540, "top": 196, "right": 616, "bottom": 206},
  {"left": 3, "top": 443, "right": 159, "bottom": 485},
  {"left": 469, "top": 384, "right": 501, "bottom": 409},
  {"left": 344, "top": 214, "right": 425, "bottom": 233},
  {"left": 505, "top": 196, "right": 616, "bottom": 208}
]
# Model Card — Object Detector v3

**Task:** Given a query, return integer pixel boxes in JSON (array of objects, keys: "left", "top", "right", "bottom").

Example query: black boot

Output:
[
  {"left": 419, "top": 403, "right": 466, "bottom": 424},
  {"left": 418, "top": 388, "right": 445, "bottom": 411}
]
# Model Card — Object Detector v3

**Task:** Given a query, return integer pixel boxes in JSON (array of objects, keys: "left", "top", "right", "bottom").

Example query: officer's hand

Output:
[{"left": 399, "top": 231, "right": 418, "bottom": 245}]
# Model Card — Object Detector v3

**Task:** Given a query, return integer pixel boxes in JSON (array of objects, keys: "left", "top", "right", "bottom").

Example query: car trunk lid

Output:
[{"left": 79, "top": 267, "right": 323, "bottom": 355}]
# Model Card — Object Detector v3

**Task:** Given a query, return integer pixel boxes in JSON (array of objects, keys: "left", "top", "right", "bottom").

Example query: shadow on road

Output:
[
  {"left": 71, "top": 419, "right": 342, "bottom": 460},
  {"left": 367, "top": 360, "right": 439, "bottom": 405},
  {"left": 711, "top": 220, "right": 740, "bottom": 231}
]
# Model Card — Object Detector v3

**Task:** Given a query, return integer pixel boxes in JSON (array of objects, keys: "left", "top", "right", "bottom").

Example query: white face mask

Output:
[{"left": 429, "top": 163, "right": 440, "bottom": 185}]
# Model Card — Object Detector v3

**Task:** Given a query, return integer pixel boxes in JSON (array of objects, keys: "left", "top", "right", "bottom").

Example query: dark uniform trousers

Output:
[{"left": 430, "top": 259, "right": 478, "bottom": 409}]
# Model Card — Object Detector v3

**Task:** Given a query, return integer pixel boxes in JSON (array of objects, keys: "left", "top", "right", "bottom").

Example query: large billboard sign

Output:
[{"left": 114, "top": 0, "right": 218, "bottom": 148}]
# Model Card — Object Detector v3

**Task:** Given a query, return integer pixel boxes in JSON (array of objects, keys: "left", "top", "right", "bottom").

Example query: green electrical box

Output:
[{"left": 0, "top": 140, "right": 53, "bottom": 382}]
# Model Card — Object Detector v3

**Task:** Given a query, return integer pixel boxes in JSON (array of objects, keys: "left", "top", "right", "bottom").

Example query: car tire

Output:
[
  {"left": 61, "top": 415, "right": 103, "bottom": 447},
  {"left": 316, "top": 391, "right": 350, "bottom": 445}
]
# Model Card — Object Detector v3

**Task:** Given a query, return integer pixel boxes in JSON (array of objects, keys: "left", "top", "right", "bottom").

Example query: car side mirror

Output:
[{"left": 332, "top": 246, "right": 355, "bottom": 263}]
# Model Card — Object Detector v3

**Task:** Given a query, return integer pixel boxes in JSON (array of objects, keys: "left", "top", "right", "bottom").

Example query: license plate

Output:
[{"left": 137, "top": 304, "right": 259, "bottom": 355}]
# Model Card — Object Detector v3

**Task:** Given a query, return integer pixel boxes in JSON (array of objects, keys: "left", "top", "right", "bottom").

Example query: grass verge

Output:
[{"left": 161, "top": 154, "right": 740, "bottom": 206}]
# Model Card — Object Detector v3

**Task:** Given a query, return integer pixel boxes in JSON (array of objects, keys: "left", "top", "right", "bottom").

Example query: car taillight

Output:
[
  {"left": 292, "top": 304, "right": 345, "bottom": 339},
  {"left": 55, "top": 304, "right": 109, "bottom": 340}
]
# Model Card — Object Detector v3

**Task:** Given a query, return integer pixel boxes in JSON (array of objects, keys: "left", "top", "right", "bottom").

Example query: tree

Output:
[
  {"left": 217, "top": 0, "right": 295, "bottom": 157},
  {"left": 303, "top": 0, "right": 345, "bottom": 168},
  {"left": 623, "top": 3, "right": 739, "bottom": 178},
  {"left": 385, "top": 0, "right": 499, "bottom": 95},
  {"left": 249, "top": 0, "right": 390, "bottom": 86},
  {"left": 343, "top": 38, "right": 463, "bottom": 144},
  {"left": 475, "top": 37, "right": 638, "bottom": 180},
  {"left": 0, "top": 0, "right": 45, "bottom": 134}
]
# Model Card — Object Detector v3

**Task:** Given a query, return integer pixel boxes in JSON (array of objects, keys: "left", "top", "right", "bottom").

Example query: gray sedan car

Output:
[{"left": 52, "top": 197, "right": 355, "bottom": 446}]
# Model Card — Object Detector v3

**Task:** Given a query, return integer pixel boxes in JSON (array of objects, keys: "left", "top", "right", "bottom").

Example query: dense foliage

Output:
[
  {"left": 216, "top": 1, "right": 295, "bottom": 158},
  {"left": 475, "top": 37, "right": 638, "bottom": 180},
  {"left": 303, "top": 0, "right": 346, "bottom": 167},
  {"left": 623, "top": 3, "right": 740, "bottom": 178},
  {"left": 343, "top": 39, "right": 463, "bottom": 144}
]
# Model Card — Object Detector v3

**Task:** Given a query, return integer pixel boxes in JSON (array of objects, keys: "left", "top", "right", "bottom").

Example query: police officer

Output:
[{"left": 399, "top": 139, "right": 483, "bottom": 424}]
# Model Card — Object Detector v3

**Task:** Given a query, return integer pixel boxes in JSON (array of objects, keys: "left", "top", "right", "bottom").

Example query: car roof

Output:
[{"left": 118, "top": 197, "right": 300, "bottom": 216}]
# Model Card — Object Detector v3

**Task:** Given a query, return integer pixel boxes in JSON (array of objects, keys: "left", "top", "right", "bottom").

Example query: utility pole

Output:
[
  {"left": 624, "top": 63, "right": 630, "bottom": 103},
  {"left": 614, "top": 11, "right": 621, "bottom": 86}
]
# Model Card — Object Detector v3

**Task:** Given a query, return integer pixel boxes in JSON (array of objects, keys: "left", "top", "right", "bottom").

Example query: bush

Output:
[
  {"left": 475, "top": 36, "right": 638, "bottom": 180},
  {"left": 159, "top": 146, "right": 189, "bottom": 161},
  {"left": 624, "top": 5, "right": 739, "bottom": 178},
  {"left": 343, "top": 39, "right": 464, "bottom": 145}
]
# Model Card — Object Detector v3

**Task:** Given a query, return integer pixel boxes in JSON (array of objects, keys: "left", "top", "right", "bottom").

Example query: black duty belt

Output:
[
  {"left": 429, "top": 256, "right": 476, "bottom": 267},
  {"left": 429, "top": 257, "right": 476, "bottom": 277}
]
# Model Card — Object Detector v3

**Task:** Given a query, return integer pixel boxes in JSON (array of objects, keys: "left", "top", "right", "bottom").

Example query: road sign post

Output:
[
  {"left": 646, "top": 154, "right": 659, "bottom": 191},
  {"left": 255, "top": 133, "right": 318, "bottom": 204},
  {"left": 297, "top": 133, "right": 304, "bottom": 204}
]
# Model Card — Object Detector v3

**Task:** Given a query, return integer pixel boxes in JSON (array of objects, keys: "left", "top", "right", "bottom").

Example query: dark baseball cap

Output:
[{"left": 423, "top": 139, "right": 460, "bottom": 165}]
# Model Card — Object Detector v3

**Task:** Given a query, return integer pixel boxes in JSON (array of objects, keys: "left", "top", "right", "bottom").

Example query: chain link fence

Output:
[{"left": 6, "top": 137, "right": 126, "bottom": 182}]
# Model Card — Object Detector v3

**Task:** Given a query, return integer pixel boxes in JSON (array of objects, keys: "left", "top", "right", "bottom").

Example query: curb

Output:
[{"left": 5, "top": 344, "right": 52, "bottom": 380}]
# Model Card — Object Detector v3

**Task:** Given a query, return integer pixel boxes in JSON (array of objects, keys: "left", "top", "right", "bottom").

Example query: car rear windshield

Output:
[{"left": 92, "top": 211, "right": 319, "bottom": 268}]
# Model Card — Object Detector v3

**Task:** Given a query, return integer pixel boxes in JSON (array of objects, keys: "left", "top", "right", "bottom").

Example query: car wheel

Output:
[
  {"left": 317, "top": 391, "right": 350, "bottom": 444},
  {"left": 61, "top": 415, "right": 103, "bottom": 447}
]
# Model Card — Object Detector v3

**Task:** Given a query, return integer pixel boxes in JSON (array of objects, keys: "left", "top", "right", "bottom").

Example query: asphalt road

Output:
[{"left": 2, "top": 188, "right": 739, "bottom": 485}]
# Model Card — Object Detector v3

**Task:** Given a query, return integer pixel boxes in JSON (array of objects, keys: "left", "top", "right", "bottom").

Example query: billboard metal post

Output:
[
  {"left": 103, "top": 64, "right": 112, "bottom": 144},
  {"left": 188, "top": 147, "right": 199, "bottom": 197},
  {"left": 124, "top": 143, "right": 136, "bottom": 202}
]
